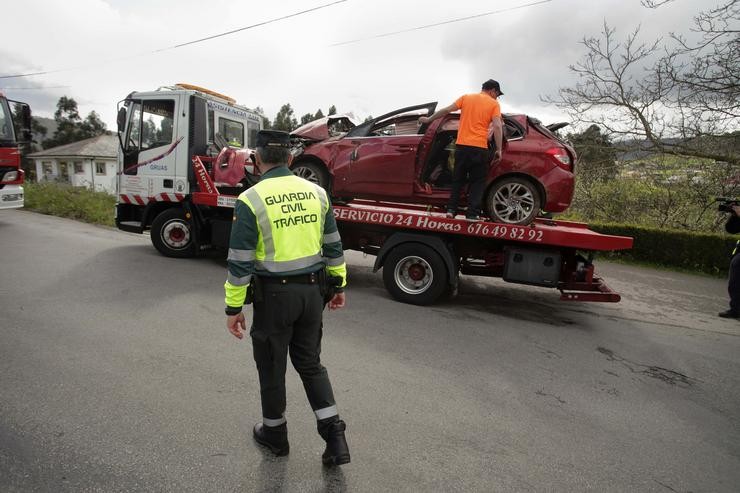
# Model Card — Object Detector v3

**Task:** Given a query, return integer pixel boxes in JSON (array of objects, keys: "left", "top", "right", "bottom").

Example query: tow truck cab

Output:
[{"left": 114, "top": 84, "right": 263, "bottom": 250}]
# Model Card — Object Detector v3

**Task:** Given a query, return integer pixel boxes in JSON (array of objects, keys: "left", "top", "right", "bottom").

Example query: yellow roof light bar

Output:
[{"left": 175, "top": 83, "right": 236, "bottom": 104}]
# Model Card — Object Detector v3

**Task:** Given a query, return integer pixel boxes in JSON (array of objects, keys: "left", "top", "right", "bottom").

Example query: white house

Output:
[{"left": 29, "top": 134, "right": 119, "bottom": 194}]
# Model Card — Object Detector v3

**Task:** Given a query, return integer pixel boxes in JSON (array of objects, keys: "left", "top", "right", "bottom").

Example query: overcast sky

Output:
[{"left": 1, "top": 0, "right": 722, "bottom": 131}]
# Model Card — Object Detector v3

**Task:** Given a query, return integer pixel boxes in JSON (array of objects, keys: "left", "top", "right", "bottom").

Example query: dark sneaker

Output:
[
  {"left": 445, "top": 210, "right": 455, "bottom": 219},
  {"left": 253, "top": 423, "right": 289, "bottom": 456},
  {"left": 465, "top": 215, "right": 482, "bottom": 222},
  {"left": 321, "top": 420, "right": 351, "bottom": 466},
  {"left": 718, "top": 309, "right": 740, "bottom": 319}
]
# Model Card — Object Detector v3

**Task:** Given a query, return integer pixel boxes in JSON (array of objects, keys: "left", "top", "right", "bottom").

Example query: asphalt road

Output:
[{"left": 1, "top": 210, "right": 739, "bottom": 492}]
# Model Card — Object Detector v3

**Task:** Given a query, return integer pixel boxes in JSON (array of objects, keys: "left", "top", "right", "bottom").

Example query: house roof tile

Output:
[{"left": 28, "top": 134, "right": 118, "bottom": 159}]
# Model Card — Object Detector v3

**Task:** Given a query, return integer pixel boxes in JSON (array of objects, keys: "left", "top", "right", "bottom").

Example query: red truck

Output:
[{"left": 0, "top": 92, "right": 31, "bottom": 209}]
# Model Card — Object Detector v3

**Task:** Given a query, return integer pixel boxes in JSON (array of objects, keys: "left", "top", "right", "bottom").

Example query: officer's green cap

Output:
[{"left": 256, "top": 130, "right": 291, "bottom": 148}]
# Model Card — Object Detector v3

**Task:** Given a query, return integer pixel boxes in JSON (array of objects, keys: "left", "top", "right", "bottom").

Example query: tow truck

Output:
[
  {"left": 115, "top": 84, "right": 633, "bottom": 305},
  {"left": 0, "top": 92, "right": 31, "bottom": 209}
]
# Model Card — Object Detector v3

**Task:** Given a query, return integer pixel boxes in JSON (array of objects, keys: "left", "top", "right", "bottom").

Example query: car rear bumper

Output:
[
  {"left": 540, "top": 167, "right": 574, "bottom": 212},
  {"left": 0, "top": 185, "right": 24, "bottom": 210}
]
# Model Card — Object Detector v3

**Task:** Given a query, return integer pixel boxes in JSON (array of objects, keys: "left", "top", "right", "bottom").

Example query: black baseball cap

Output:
[
  {"left": 482, "top": 79, "right": 503, "bottom": 95},
  {"left": 256, "top": 130, "right": 290, "bottom": 148}
]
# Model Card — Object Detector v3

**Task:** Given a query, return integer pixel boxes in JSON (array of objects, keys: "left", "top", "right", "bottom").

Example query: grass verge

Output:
[{"left": 24, "top": 182, "right": 115, "bottom": 227}]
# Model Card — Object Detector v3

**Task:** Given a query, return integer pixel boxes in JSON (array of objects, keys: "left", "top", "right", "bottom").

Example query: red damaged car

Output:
[{"left": 289, "top": 102, "right": 576, "bottom": 225}]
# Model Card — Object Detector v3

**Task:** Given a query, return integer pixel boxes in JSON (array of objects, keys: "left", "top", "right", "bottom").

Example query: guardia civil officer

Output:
[{"left": 224, "top": 130, "right": 350, "bottom": 466}]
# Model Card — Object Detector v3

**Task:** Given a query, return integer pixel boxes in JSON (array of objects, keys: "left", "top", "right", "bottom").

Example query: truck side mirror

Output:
[
  {"left": 117, "top": 107, "right": 127, "bottom": 133},
  {"left": 19, "top": 104, "right": 32, "bottom": 143}
]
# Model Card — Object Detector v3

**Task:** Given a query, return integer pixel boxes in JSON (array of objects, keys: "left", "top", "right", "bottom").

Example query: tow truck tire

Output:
[
  {"left": 485, "top": 176, "right": 541, "bottom": 225},
  {"left": 382, "top": 243, "right": 449, "bottom": 306},
  {"left": 150, "top": 208, "right": 196, "bottom": 258},
  {"left": 292, "top": 161, "right": 330, "bottom": 191}
]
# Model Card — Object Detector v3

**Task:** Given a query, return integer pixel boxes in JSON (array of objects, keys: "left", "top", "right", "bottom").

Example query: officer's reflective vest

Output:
[{"left": 240, "top": 175, "right": 328, "bottom": 273}]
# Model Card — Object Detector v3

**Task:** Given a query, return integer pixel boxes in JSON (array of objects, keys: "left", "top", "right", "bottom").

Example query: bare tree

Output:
[{"left": 546, "top": 0, "right": 739, "bottom": 165}]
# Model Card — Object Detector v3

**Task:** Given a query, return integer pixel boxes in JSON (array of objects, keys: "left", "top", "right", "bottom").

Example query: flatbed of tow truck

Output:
[
  {"left": 324, "top": 200, "right": 632, "bottom": 305},
  {"left": 132, "top": 155, "right": 634, "bottom": 306}
]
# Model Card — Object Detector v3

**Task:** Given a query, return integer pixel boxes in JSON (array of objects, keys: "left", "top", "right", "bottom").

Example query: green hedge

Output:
[
  {"left": 588, "top": 222, "right": 736, "bottom": 276},
  {"left": 24, "top": 182, "right": 116, "bottom": 226},
  {"left": 19, "top": 183, "right": 737, "bottom": 276}
]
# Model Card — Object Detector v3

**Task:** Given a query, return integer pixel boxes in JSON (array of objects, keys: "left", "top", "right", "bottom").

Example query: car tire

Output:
[
  {"left": 485, "top": 176, "right": 542, "bottom": 225},
  {"left": 382, "top": 243, "right": 449, "bottom": 306},
  {"left": 292, "top": 161, "right": 330, "bottom": 192},
  {"left": 150, "top": 208, "right": 197, "bottom": 258}
]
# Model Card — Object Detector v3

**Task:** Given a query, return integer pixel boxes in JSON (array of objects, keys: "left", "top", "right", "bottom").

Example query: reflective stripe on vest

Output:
[
  {"left": 240, "top": 174, "right": 328, "bottom": 273},
  {"left": 734, "top": 240, "right": 739, "bottom": 256}
]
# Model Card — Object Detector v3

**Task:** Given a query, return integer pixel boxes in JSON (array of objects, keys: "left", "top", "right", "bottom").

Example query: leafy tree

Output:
[
  {"left": 314, "top": 109, "right": 325, "bottom": 119},
  {"left": 43, "top": 96, "right": 107, "bottom": 149},
  {"left": 44, "top": 96, "right": 81, "bottom": 149},
  {"left": 328, "top": 105, "right": 337, "bottom": 116},
  {"left": 567, "top": 124, "right": 618, "bottom": 181},
  {"left": 300, "top": 112, "right": 314, "bottom": 125},
  {"left": 254, "top": 106, "right": 271, "bottom": 129},
  {"left": 79, "top": 111, "right": 107, "bottom": 140},
  {"left": 272, "top": 103, "right": 298, "bottom": 132}
]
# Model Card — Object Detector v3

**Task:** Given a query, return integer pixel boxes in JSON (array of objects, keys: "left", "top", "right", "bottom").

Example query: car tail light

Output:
[{"left": 546, "top": 147, "right": 572, "bottom": 171}]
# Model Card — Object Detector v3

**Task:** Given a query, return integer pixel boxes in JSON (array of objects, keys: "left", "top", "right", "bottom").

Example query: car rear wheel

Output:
[
  {"left": 150, "top": 208, "right": 196, "bottom": 258},
  {"left": 292, "top": 161, "right": 330, "bottom": 192},
  {"left": 485, "top": 176, "right": 541, "bottom": 225},
  {"left": 382, "top": 243, "right": 449, "bottom": 305}
]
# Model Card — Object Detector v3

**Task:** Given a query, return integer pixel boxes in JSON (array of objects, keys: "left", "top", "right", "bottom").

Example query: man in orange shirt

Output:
[{"left": 419, "top": 79, "right": 503, "bottom": 220}]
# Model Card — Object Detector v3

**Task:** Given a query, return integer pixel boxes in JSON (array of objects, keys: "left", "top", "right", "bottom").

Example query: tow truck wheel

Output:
[
  {"left": 150, "top": 208, "right": 196, "bottom": 258},
  {"left": 485, "top": 176, "right": 541, "bottom": 225},
  {"left": 382, "top": 243, "right": 449, "bottom": 306},
  {"left": 292, "top": 162, "right": 329, "bottom": 191}
]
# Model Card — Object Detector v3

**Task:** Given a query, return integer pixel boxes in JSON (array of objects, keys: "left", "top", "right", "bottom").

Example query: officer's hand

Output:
[
  {"left": 418, "top": 116, "right": 430, "bottom": 125},
  {"left": 227, "top": 312, "right": 246, "bottom": 339},
  {"left": 328, "top": 292, "right": 345, "bottom": 310},
  {"left": 493, "top": 150, "right": 502, "bottom": 161}
]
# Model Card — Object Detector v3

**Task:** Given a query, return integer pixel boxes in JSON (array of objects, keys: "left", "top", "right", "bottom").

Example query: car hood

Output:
[{"left": 290, "top": 115, "right": 357, "bottom": 142}]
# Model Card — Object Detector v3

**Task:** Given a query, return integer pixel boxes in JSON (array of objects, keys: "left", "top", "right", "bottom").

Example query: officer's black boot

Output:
[
  {"left": 318, "top": 417, "right": 350, "bottom": 466},
  {"left": 253, "top": 422, "right": 289, "bottom": 456}
]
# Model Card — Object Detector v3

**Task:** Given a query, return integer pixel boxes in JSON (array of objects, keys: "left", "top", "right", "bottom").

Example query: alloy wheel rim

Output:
[
  {"left": 493, "top": 183, "right": 535, "bottom": 223},
  {"left": 294, "top": 166, "right": 319, "bottom": 184}
]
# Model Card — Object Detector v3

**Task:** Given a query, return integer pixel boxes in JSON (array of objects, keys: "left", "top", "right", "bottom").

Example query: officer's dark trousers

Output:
[
  {"left": 250, "top": 282, "right": 336, "bottom": 421},
  {"left": 448, "top": 144, "right": 489, "bottom": 216},
  {"left": 729, "top": 253, "right": 740, "bottom": 312}
]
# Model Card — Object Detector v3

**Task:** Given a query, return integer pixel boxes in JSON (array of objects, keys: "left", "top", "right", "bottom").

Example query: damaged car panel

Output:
[
  {"left": 290, "top": 102, "right": 576, "bottom": 225},
  {"left": 291, "top": 115, "right": 358, "bottom": 142}
]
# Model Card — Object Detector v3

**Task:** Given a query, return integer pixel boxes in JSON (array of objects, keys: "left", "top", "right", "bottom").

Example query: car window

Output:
[
  {"left": 372, "top": 111, "right": 426, "bottom": 136},
  {"left": 504, "top": 119, "right": 524, "bottom": 140}
]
